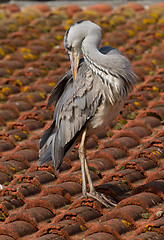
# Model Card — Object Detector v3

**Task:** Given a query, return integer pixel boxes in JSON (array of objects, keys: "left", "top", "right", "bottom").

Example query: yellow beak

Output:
[{"left": 70, "top": 50, "right": 80, "bottom": 81}]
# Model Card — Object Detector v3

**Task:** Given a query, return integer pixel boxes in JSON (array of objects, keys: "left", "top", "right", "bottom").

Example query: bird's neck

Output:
[{"left": 82, "top": 35, "right": 108, "bottom": 76}]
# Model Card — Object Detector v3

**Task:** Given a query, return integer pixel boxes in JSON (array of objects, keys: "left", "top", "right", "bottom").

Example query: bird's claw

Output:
[{"left": 86, "top": 191, "right": 117, "bottom": 208}]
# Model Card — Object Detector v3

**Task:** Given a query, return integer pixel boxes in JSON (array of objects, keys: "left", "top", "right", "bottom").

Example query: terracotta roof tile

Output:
[
  {"left": 83, "top": 232, "right": 117, "bottom": 240},
  {"left": 130, "top": 232, "right": 164, "bottom": 240},
  {"left": 3, "top": 220, "right": 38, "bottom": 237},
  {"left": 0, "top": 1, "right": 163, "bottom": 239},
  {"left": 0, "top": 140, "right": 15, "bottom": 152}
]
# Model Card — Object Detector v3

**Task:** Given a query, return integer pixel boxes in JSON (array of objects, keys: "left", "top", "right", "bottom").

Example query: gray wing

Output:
[
  {"left": 39, "top": 67, "right": 72, "bottom": 152},
  {"left": 39, "top": 61, "right": 103, "bottom": 170},
  {"left": 46, "top": 58, "right": 84, "bottom": 108},
  {"left": 46, "top": 69, "right": 72, "bottom": 109},
  {"left": 39, "top": 58, "right": 84, "bottom": 153},
  {"left": 39, "top": 68, "right": 73, "bottom": 167}
]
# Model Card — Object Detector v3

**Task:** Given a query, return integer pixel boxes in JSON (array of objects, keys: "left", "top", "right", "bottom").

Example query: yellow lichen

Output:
[
  {"left": 7, "top": 23, "right": 18, "bottom": 32},
  {"left": 40, "top": 93, "right": 46, "bottom": 99},
  {"left": 155, "top": 32, "right": 164, "bottom": 38},
  {"left": 126, "top": 29, "right": 135, "bottom": 37},
  {"left": 142, "top": 16, "right": 156, "bottom": 25},
  {"left": 122, "top": 220, "right": 132, "bottom": 227},
  {"left": 23, "top": 53, "right": 37, "bottom": 61},
  {"left": 0, "top": 93, "right": 5, "bottom": 100},
  {"left": 7, "top": 69, "right": 12, "bottom": 75},
  {"left": 41, "top": 68, "right": 47, "bottom": 75},
  {"left": 152, "top": 150, "right": 162, "bottom": 156},
  {"left": 145, "top": 224, "right": 152, "bottom": 231},
  {"left": 149, "top": 11, "right": 159, "bottom": 20},
  {"left": 10, "top": 166, "right": 16, "bottom": 171},
  {"left": 109, "top": 15, "right": 125, "bottom": 26},
  {"left": 8, "top": 45, "right": 15, "bottom": 53},
  {"left": 72, "top": 187, "right": 77, "bottom": 192},
  {"left": 152, "top": 86, "right": 159, "bottom": 92},
  {"left": 0, "top": 48, "right": 5, "bottom": 56},
  {"left": 152, "top": 59, "right": 156, "bottom": 65},
  {"left": 21, "top": 86, "right": 29, "bottom": 92},
  {"left": 135, "top": 45, "right": 143, "bottom": 52},
  {"left": 2, "top": 87, "right": 12, "bottom": 95},
  {"left": 14, "top": 135, "right": 21, "bottom": 141},
  {"left": 158, "top": 17, "right": 164, "bottom": 25},
  {"left": 64, "top": 19, "right": 73, "bottom": 30},
  {"left": 48, "top": 82, "right": 55, "bottom": 87},
  {"left": 27, "top": 94, "right": 34, "bottom": 99},
  {"left": 80, "top": 225, "right": 86, "bottom": 232},
  {"left": 20, "top": 48, "right": 32, "bottom": 53},
  {"left": 134, "top": 101, "right": 141, "bottom": 107},
  {"left": 0, "top": 11, "right": 6, "bottom": 20},
  {"left": 22, "top": 130, "right": 28, "bottom": 135},
  {"left": 15, "top": 79, "right": 23, "bottom": 87},
  {"left": 101, "top": 22, "right": 109, "bottom": 29},
  {"left": 56, "top": 34, "right": 63, "bottom": 41}
]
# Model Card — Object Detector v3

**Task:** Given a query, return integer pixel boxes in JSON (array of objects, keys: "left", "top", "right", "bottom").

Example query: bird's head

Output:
[
  {"left": 64, "top": 21, "right": 102, "bottom": 80},
  {"left": 64, "top": 21, "right": 86, "bottom": 80}
]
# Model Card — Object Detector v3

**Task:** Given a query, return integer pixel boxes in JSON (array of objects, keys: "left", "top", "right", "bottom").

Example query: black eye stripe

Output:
[
  {"left": 76, "top": 20, "right": 84, "bottom": 25},
  {"left": 67, "top": 45, "right": 72, "bottom": 51}
]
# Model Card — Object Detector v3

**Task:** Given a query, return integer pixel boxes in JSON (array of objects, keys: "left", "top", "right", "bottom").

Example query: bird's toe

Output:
[{"left": 87, "top": 191, "right": 116, "bottom": 208}]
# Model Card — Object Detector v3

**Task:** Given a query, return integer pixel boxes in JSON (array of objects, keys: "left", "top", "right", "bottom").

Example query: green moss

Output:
[
  {"left": 127, "top": 112, "right": 138, "bottom": 120},
  {"left": 142, "top": 212, "right": 151, "bottom": 219}
]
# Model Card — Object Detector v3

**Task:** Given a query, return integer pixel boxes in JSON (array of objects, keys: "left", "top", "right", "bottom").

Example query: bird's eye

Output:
[{"left": 67, "top": 45, "right": 72, "bottom": 52}]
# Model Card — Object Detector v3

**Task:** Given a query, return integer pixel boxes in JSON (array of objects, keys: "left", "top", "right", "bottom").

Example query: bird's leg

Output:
[
  {"left": 79, "top": 128, "right": 95, "bottom": 194},
  {"left": 83, "top": 157, "right": 96, "bottom": 194},
  {"left": 78, "top": 128, "right": 87, "bottom": 197},
  {"left": 78, "top": 129, "right": 116, "bottom": 208},
  {"left": 84, "top": 157, "right": 116, "bottom": 208}
]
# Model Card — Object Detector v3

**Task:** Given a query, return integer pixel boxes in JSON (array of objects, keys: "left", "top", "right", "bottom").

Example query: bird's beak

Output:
[{"left": 70, "top": 50, "right": 80, "bottom": 81}]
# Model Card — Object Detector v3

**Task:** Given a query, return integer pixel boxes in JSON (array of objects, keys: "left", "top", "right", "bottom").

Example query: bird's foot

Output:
[{"left": 86, "top": 191, "right": 117, "bottom": 208}]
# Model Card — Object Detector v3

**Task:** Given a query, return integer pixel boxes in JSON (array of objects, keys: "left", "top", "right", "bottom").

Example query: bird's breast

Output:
[{"left": 88, "top": 99, "right": 123, "bottom": 131}]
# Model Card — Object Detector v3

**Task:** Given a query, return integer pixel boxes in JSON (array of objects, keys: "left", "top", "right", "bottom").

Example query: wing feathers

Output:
[
  {"left": 46, "top": 69, "right": 72, "bottom": 108},
  {"left": 39, "top": 61, "right": 103, "bottom": 170},
  {"left": 39, "top": 132, "right": 54, "bottom": 166}
]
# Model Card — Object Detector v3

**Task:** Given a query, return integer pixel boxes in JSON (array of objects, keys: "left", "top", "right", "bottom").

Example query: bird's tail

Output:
[
  {"left": 39, "top": 124, "right": 65, "bottom": 172},
  {"left": 39, "top": 123, "right": 55, "bottom": 166},
  {"left": 39, "top": 135, "right": 53, "bottom": 166}
]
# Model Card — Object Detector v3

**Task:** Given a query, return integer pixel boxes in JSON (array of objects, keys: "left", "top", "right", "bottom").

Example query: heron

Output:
[{"left": 39, "top": 20, "right": 137, "bottom": 207}]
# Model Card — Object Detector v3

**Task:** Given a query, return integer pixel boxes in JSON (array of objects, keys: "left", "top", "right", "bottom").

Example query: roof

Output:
[{"left": 0, "top": 2, "right": 163, "bottom": 240}]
